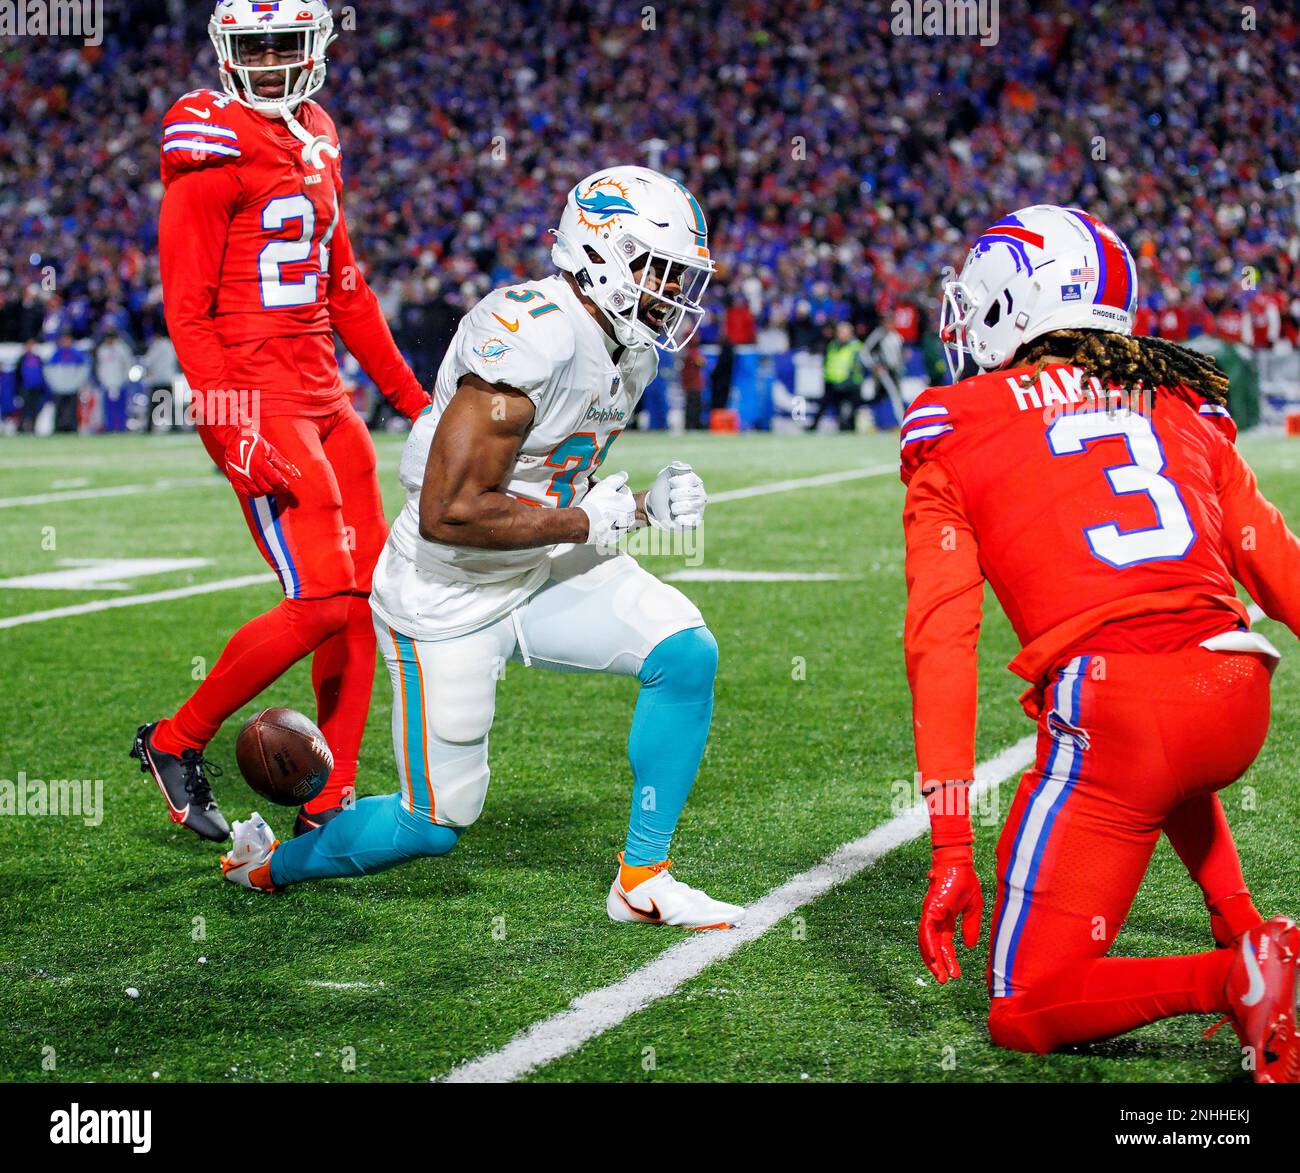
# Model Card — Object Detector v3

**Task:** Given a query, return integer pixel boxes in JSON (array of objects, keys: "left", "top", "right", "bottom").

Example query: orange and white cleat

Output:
[
  {"left": 607, "top": 852, "right": 744, "bottom": 930},
  {"left": 220, "top": 812, "right": 282, "bottom": 893},
  {"left": 1217, "top": 916, "right": 1300, "bottom": 1083}
]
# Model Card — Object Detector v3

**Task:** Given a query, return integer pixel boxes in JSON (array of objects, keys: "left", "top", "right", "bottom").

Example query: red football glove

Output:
[
  {"left": 919, "top": 847, "right": 983, "bottom": 983},
  {"left": 222, "top": 429, "right": 302, "bottom": 497}
]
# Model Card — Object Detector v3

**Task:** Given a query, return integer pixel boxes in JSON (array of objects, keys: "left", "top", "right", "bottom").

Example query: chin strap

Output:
[{"left": 276, "top": 101, "right": 339, "bottom": 170}]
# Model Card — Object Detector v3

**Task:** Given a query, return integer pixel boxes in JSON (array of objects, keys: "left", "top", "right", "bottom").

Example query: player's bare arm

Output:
[{"left": 418, "top": 373, "right": 594, "bottom": 549}]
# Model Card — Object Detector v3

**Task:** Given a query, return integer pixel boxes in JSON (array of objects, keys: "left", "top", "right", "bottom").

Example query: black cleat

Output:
[
  {"left": 293, "top": 804, "right": 346, "bottom": 838},
  {"left": 130, "top": 723, "right": 230, "bottom": 842}
]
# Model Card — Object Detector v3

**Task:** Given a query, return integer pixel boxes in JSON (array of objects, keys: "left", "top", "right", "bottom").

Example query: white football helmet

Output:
[
  {"left": 552, "top": 166, "right": 715, "bottom": 353},
  {"left": 940, "top": 204, "right": 1138, "bottom": 382},
  {"left": 208, "top": 0, "right": 336, "bottom": 113}
]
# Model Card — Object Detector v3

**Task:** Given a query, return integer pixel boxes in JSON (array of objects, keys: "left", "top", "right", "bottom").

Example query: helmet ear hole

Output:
[
  {"left": 983, "top": 290, "right": 1014, "bottom": 328},
  {"left": 582, "top": 246, "right": 609, "bottom": 282}
]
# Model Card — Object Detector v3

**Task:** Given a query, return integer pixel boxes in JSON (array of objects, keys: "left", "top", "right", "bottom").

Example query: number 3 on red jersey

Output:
[
  {"left": 259, "top": 193, "right": 340, "bottom": 309},
  {"left": 1047, "top": 411, "right": 1196, "bottom": 568}
]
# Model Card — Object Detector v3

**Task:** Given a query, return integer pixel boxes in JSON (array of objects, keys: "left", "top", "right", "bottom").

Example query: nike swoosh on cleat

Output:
[
  {"left": 1241, "top": 932, "right": 1267, "bottom": 1007},
  {"left": 142, "top": 749, "right": 188, "bottom": 818},
  {"left": 617, "top": 888, "right": 662, "bottom": 922}
]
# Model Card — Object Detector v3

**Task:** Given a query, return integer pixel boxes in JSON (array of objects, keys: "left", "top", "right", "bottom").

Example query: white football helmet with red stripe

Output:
[
  {"left": 208, "top": 0, "right": 336, "bottom": 113},
  {"left": 940, "top": 205, "right": 1138, "bottom": 382}
]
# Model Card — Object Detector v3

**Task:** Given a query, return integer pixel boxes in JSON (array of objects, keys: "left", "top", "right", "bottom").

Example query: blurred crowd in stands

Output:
[{"left": 1, "top": 0, "right": 1298, "bottom": 431}]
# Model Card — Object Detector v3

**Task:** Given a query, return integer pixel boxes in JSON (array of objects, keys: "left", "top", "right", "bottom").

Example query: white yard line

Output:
[
  {"left": 0, "top": 476, "right": 217, "bottom": 509},
  {"left": 0, "top": 573, "right": 277, "bottom": 630},
  {"left": 443, "top": 735, "right": 1036, "bottom": 1083},
  {"left": 664, "top": 570, "right": 854, "bottom": 583},
  {"left": 305, "top": 980, "right": 383, "bottom": 990},
  {"left": 0, "top": 463, "right": 895, "bottom": 511},
  {"left": 709, "top": 464, "right": 896, "bottom": 503},
  {"left": 0, "top": 465, "right": 891, "bottom": 630}
]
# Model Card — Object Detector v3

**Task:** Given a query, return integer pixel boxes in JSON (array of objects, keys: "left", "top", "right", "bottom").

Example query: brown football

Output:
[{"left": 235, "top": 708, "right": 333, "bottom": 806}]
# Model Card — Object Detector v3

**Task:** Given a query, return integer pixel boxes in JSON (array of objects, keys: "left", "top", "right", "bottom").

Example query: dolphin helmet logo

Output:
[{"left": 575, "top": 178, "right": 637, "bottom": 232}]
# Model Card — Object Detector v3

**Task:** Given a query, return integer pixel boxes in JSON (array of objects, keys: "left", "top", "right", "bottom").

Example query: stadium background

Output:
[{"left": 1, "top": 0, "right": 1297, "bottom": 435}]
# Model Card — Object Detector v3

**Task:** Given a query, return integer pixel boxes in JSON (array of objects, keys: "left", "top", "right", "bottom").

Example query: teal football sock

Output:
[
  {"left": 623, "top": 627, "right": 718, "bottom": 867},
  {"left": 270, "top": 792, "right": 460, "bottom": 885}
]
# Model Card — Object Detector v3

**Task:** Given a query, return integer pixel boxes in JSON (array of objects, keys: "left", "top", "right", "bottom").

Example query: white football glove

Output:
[
  {"left": 645, "top": 462, "right": 707, "bottom": 529},
  {"left": 578, "top": 470, "right": 637, "bottom": 548}
]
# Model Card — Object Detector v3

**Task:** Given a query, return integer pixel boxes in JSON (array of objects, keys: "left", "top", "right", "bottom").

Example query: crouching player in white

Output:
[{"left": 222, "top": 166, "right": 744, "bottom": 928}]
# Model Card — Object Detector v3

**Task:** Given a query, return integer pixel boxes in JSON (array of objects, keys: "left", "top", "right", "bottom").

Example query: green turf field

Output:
[{"left": 0, "top": 429, "right": 1296, "bottom": 1083}]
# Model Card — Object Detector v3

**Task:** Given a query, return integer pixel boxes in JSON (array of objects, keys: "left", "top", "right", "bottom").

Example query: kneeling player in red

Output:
[
  {"left": 130, "top": 1, "right": 429, "bottom": 841},
  {"left": 903, "top": 204, "right": 1299, "bottom": 1082}
]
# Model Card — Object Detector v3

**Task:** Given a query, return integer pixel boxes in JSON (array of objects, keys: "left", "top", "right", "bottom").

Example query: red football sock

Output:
[
  {"left": 1165, "top": 793, "right": 1263, "bottom": 944},
  {"left": 305, "top": 595, "right": 376, "bottom": 814},
  {"left": 989, "top": 950, "right": 1233, "bottom": 1054},
  {"left": 154, "top": 597, "right": 347, "bottom": 756}
]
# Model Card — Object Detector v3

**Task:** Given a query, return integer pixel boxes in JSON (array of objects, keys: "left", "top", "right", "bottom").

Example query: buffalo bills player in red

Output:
[
  {"left": 905, "top": 205, "right": 1299, "bottom": 1081},
  {"left": 132, "top": 1, "right": 430, "bottom": 841}
]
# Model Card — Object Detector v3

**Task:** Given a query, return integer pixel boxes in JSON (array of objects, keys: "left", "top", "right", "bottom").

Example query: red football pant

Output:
[
  {"left": 154, "top": 408, "right": 387, "bottom": 811},
  {"left": 987, "top": 646, "right": 1272, "bottom": 1054}
]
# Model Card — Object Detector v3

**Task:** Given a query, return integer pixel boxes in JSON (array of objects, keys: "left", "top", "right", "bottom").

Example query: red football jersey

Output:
[
  {"left": 158, "top": 88, "right": 425, "bottom": 431},
  {"left": 1214, "top": 307, "right": 1245, "bottom": 343},
  {"left": 901, "top": 361, "right": 1300, "bottom": 782},
  {"left": 1246, "top": 292, "right": 1282, "bottom": 347}
]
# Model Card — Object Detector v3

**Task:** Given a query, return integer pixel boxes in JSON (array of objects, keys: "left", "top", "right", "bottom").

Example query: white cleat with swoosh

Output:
[{"left": 606, "top": 852, "right": 744, "bottom": 930}]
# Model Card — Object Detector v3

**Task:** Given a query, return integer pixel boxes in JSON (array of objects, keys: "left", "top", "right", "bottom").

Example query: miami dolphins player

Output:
[{"left": 221, "top": 167, "right": 744, "bottom": 929}]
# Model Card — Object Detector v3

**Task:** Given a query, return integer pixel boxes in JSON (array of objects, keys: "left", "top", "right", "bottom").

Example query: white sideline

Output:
[
  {"left": 0, "top": 465, "right": 894, "bottom": 630},
  {"left": 0, "top": 573, "right": 277, "bottom": 630},
  {"left": 442, "top": 735, "right": 1036, "bottom": 1083}
]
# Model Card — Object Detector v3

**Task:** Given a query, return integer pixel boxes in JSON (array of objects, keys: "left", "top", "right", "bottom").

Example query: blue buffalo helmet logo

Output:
[
  {"left": 575, "top": 178, "right": 637, "bottom": 232},
  {"left": 971, "top": 215, "right": 1044, "bottom": 276}
]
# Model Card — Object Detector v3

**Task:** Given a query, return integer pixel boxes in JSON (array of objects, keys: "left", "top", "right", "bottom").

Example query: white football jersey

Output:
[{"left": 372, "top": 273, "right": 659, "bottom": 641}]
